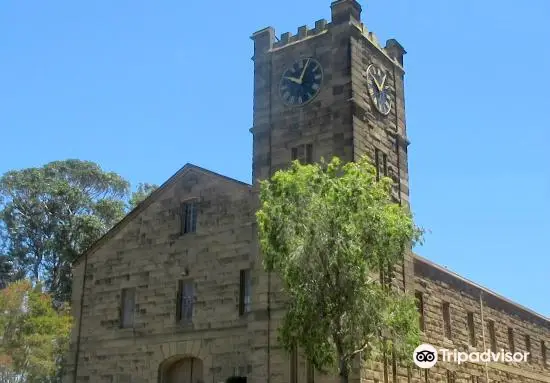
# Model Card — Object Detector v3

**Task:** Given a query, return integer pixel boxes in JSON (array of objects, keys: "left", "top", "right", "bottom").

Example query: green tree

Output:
[
  {"left": 256, "top": 156, "right": 424, "bottom": 383},
  {"left": 128, "top": 182, "right": 158, "bottom": 210},
  {"left": 0, "top": 280, "right": 71, "bottom": 382},
  {"left": 0, "top": 159, "right": 129, "bottom": 303}
]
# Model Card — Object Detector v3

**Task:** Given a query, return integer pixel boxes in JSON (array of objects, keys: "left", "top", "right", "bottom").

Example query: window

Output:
[
  {"left": 291, "top": 143, "right": 313, "bottom": 164},
  {"left": 446, "top": 370, "right": 455, "bottom": 383},
  {"left": 239, "top": 269, "right": 251, "bottom": 315},
  {"left": 290, "top": 346, "right": 298, "bottom": 383},
  {"left": 375, "top": 148, "right": 388, "bottom": 180},
  {"left": 488, "top": 320, "right": 497, "bottom": 352},
  {"left": 442, "top": 302, "right": 452, "bottom": 339},
  {"left": 542, "top": 340, "right": 547, "bottom": 367},
  {"left": 508, "top": 327, "right": 515, "bottom": 353},
  {"left": 306, "top": 359, "right": 314, "bottom": 383},
  {"left": 120, "top": 288, "right": 136, "bottom": 328},
  {"left": 525, "top": 335, "right": 532, "bottom": 363},
  {"left": 180, "top": 200, "right": 198, "bottom": 234},
  {"left": 176, "top": 280, "right": 194, "bottom": 323},
  {"left": 415, "top": 291, "right": 425, "bottom": 331},
  {"left": 467, "top": 312, "right": 476, "bottom": 347}
]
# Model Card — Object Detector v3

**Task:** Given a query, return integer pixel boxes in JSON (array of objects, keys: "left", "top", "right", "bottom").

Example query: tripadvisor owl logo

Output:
[
  {"left": 413, "top": 344, "right": 438, "bottom": 368},
  {"left": 413, "top": 343, "right": 530, "bottom": 368}
]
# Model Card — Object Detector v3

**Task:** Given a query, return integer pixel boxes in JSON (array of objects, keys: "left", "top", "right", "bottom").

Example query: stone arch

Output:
[{"left": 158, "top": 354, "right": 204, "bottom": 383}]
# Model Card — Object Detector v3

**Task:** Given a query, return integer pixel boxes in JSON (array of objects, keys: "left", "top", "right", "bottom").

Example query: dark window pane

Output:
[
  {"left": 305, "top": 144, "right": 313, "bottom": 164},
  {"left": 508, "top": 327, "right": 515, "bottom": 353},
  {"left": 415, "top": 291, "right": 424, "bottom": 331},
  {"left": 442, "top": 302, "right": 452, "bottom": 339},
  {"left": 120, "top": 288, "right": 135, "bottom": 328},
  {"left": 177, "top": 280, "right": 194, "bottom": 323},
  {"left": 181, "top": 201, "right": 198, "bottom": 234},
  {"left": 467, "top": 312, "right": 476, "bottom": 347}
]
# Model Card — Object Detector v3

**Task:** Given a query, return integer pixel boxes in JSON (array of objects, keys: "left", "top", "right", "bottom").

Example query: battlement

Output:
[
  {"left": 251, "top": 1, "right": 406, "bottom": 68},
  {"left": 272, "top": 19, "right": 329, "bottom": 49}
]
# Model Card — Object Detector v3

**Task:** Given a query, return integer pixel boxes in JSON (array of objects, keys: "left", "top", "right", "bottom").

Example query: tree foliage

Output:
[
  {"left": 0, "top": 280, "right": 71, "bottom": 383},
  {"left": 128, "top": 183, "right": 158, "bottom": 210},
  {"left": 0, "top": 159, "right": 141, "bottom": 303},
  {"left": 256, "top": 156, "right": 424, "bottom": 382}
]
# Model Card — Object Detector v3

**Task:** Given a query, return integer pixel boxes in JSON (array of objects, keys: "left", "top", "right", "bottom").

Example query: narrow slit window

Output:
[
  {"left": 180, "top": 200, "right": 198, "bottom": 234},
  {"left": 446, "top": 370, "right": 455, "bottom": 383},
  {"left": 290, "top": 346, "right": 298, "bottom": 383},
  {"left": 442, "top": 302, "right": 452, "bottom": 339},
  {"left": 291, "top": 147, "right": 298, "bottom": 161},
  {"left": 542, "top": 340, "right": 547, "bottom": 367},
  {"left": 488, "top": 320, "right": 497, "bottom": 352},
  {"left": 525, "top": 335, "right": 531, "bottom": 363},
  {"left": 239, "top": 269, "right": 251, "bottom": 315},
  {"left": 120, "top": 288, "right": 136, "bottom": 328},
  {"left": 306, "top": 359, "right": 314, "bottom": 383},
  {"left": 467, "top": 312, "right": 476, "bottom": 347},
  {"left": 375, "top": 148, "right": 388, "bottom": 180},
  {"left": 415, "top": 291, "right": 425, "bottom": 331},
  {"left": 305, "top": 144, "right": 313, "bottom": 164},
  {"left": 177, "top": 280, "right": 194, "bottom": 323},
  {"left": 508, "top": 327, "right": 515, "bottom": 353}
]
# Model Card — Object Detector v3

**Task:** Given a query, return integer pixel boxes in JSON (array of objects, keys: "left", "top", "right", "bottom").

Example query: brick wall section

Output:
[{"left": 64, "top": 166, "right": 255, "bottom": 383}]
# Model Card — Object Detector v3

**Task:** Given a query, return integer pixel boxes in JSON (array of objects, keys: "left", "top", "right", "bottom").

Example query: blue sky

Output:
[{"left": 1, "top": 1, "right": 549, "bottom": 317}]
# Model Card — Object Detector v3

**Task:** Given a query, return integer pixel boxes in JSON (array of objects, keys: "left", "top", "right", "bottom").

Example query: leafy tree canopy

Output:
[
  {"left": 0, "top": 159, "right": 154, "bottom": 303},
  {"left": 128, "top": 182, "right": 158, "bottom": 210},
  {"left": 0, "top": 280, "right": 71, "bottom": 383},
  {"left": 256, "top": 156, "right": 424, "bottom": 382}
]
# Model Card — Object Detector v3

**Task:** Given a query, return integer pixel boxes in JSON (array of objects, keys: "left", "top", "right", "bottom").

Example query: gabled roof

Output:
[{"left": 73, "top": 163, "right": 251, "bottom": 265}]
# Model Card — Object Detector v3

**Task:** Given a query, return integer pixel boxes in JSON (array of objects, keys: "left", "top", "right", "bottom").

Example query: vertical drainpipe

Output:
[
  {"left": 266, "top": 46, "right": 273, "bottom": 383},
  {"left": 72, "top": 252, "right": 89, "bottom": 383}
]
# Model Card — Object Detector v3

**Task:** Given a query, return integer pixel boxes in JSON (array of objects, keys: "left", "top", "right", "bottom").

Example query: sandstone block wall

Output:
[{"left": 64, "top": 166, "right": 255, "bottom": 383}]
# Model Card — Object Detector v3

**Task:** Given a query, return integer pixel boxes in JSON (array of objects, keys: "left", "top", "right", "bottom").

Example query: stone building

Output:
[{"left": 63, "top": 1, "right": 550, "bottom": 382}]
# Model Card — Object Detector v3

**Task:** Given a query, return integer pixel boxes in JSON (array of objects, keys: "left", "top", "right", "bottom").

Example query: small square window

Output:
[{"left": 291, "top": 144, "right": 314, "bottom": 164}]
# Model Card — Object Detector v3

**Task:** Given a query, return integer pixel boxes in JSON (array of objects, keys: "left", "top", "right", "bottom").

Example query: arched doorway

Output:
[{"left": 159, "top": 356, "right": 204, "bottom": 383}]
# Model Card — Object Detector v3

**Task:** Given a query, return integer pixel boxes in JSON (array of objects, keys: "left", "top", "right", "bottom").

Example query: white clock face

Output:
[{"left": 366, "top": 64, "right": 392, "bottom": 115}]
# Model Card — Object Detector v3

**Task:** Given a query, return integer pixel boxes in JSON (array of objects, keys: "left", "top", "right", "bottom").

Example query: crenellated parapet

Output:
[
  {"left": 251, "top": 0, "right": 406, "bottom": 68},
  {"left": 272, "top": 19, "right": 329, "bottom": 49}
]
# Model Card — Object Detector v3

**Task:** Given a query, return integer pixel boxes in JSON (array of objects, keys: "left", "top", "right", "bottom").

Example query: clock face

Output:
[
  {"left": 279, "top": 58, "right": 323, "bottom": 106},
  {"left": 366, "top": 64, "right": 392, "bottom": 115}
]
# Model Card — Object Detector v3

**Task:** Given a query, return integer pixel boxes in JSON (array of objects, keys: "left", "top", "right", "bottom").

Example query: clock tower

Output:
[
  {"left": 249, "top": 1, "right": 413, "bottom": 381},
  {"left": 250, "top": 0, "right": 409, "bottom": 204}
]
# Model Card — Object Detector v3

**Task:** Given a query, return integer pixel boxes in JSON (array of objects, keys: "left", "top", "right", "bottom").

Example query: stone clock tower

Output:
[{"left": 249, "top": 1, "right": 414, "bottom": 382}]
